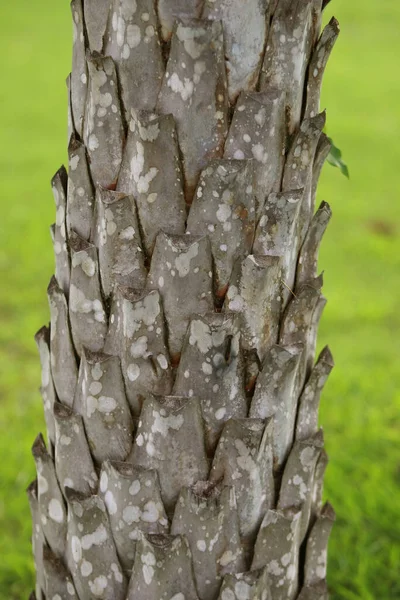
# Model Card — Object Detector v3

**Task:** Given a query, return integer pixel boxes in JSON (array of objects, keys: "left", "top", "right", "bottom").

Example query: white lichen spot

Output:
[
  {"left": 80, "top": 559, "right": 93, "bottom": 577},
  {"left": 193, "top": 60, "right": 206, "bottom": 84},
  {"left": 127, "top": 24, "right": 141, "bottom": 48},
  {"left": 99, "top": 471, "right": 108, "bottom": 493},
  {"left": 89, "top": 381, "right": 102, "bottom": 395},
  {"left": 141, "top": 501, "right": 159, "bottom": 523},
  {"left": 141, "top": 551, "right": 156, "bottom": 585},
  {"left": 221, "top": 590, "right": 235, "bottom": 600},
  {"left": 235, "top": 581, "right": 252, "bottom": 600},
  {"left": 216, "top": 204, "right": 232, "bottom": 223},
  {"left": 167, "top": 73, "right": 194, "bottom": 101},
  {"left": 268, "top": 559, "right": 284, "bottom": 576},
  {"left": 72, "top": 251, "right": 96, "bottom": 277},
  {"left": 219, "top": 550, "right": 239, "bottom": 567},
  {"left": 189, "top": 319, "right": 212, "bottom": 353},
  {"left": 127, "top": 363, "right": 140, "bottom": 381},
  {"left": 215, "top": 407, "right": 226, "bottom": 421},
  {"left": 147, "top": 192, "right": 158, "bottom": 203},
  {"left": 88, "top": 134, "right": 99, "bottom": 151},
  {"left": 130, "top": 335, "right": 148, "bottom": 358},
  {"left": 48, "top": 498, "right": 64, "bottom": 523},
  {"left": 130, "top": 141, "right": 158, "bottom": 193},
  {"left": 233, "top": 149, "right": 245, "bottom": 160},
  {"left": 174, "top": 242, "right": 199, "bottom": 277},
  {"left": 196, "top": 540, "right": 206, "bottom": 552},
  {"left": 111, "top": 562, "right": 123, "bottom": 583},
  {"left": 252, "top": 143, "right": 268, "bottom": 164},
  {"left": 104, "top": 490, "right": 118, "bottom": 515},
  {"left": 156, "top": 354, "right": 168, "bottom": 370},
  {"left": 151, "top": 410, "right": 184, "bottom": 437},
  {"left": 81, "top": 524, "right": 108, "bottom": 550},
  {"left": 71, "top": 536, "right": 82, "bottom": 563},
  {"left": 176, "top": 24, "right": 206, "bottom": 59},
  {"left": 69, "top": 154, "right": 80, "bottom": 170},
  {"left": 89, "top": 575, "right": 108, "bottom": 597},
  {"left": 129, "top": 480, "right": 141, "bottom": 496},
  {"left": 123, "top": 504, "right": 141, "bottom": 524}
]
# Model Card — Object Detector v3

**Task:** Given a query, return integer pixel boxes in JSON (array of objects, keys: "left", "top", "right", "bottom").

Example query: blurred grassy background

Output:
[{"left": 0, "top": 1, "right": 399, "bottom": 598}]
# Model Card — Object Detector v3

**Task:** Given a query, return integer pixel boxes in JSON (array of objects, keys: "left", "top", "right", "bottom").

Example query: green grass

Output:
[{"left": 0, "top": 1, "right": 399, "bottom": 598}]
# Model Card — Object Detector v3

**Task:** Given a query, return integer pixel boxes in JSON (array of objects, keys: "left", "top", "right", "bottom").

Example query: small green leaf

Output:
[{"left": 327, "top": 137, "right": 349, "bottom": 178}]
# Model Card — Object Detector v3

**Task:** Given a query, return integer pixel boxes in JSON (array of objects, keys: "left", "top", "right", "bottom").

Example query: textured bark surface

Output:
[{"left": 28, "top": 1, "right": 339, "bottom": 598}]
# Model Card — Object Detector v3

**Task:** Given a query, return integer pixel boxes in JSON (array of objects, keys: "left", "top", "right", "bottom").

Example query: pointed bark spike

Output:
[
  {"left": 127, "top": 533, "right": 199, "bottom": 600},
  {"left": 278, "top": 437, "right": 322, "bottom": 541},
  {"left": 47, "top": 276, "right": 78, "bottom": 408},
  {"left": 51, "top": 166, "right": 71, "bottom": 297},
  {"left": 252, "top": 507, "right": 302, "bottom": 600},
  {"left": 31, "top": 434, "right": 67, "bottom": 557},
  {"left": 174, "top": 312, "right": 247, "bottom": 453},
  {"left": 202, "top": 0, "right": 268, "bottom": 102},
  {"left": 218, "top": 567, "right": 272, "bottom": 600},
  {"left": 157, "top": 0, "right": 204, "bottom": 41},
  {"left": 296, "top": 346, "right": 334, "bottom": 441},
  {"left": 311, "top": 133, "right": 331, "bottom": 217},
  {"left": 42, "top": 545, "right": 78, "bottom": 599},
  {"left": 98, "top": 460, "right": 169, "bottom": 571},
  {"left": 65, "top": 490, "right": 127, "bottom": 600},
  {"left": 117, "top": 287, "right": 173, "bottom": 414},
  {"left": 224, "top": 89, "right": 286, "bottom": 217},
  {"left": 304, "top": 502, "right": 336, "bottom": 588},
  {"left": 305, "top": 17, "right": 340, "bottom": 120},
  {"left": 308, "top": 293, "right": 327, "bottom": 374},
  {"left": 310, "top": 448, "right": 329, "bottom": 522},
  {"left": 147, "top": 232, "right": 214, "bottom": 358},
  {"left": 187, "top": 159, "right": 256, "bottom": 294},
  {"left": 129, "top": 395, "right": 209, "bottom": 511},
  {"left": 279, "top": 276, "right": 323, "bottom": 385},
  {"left": 117, "top": 110, "right": 186, "bottom": 255},
  {"left": 210, "top": 418, "right": 275, "bottom": 540},
  {"left": 260, "top": 0, "right": 318, "bottom": 134},
  {"left": 171, "top": 484, "right": 245, "bottom": 600},
  {"left": 253, "top": 189, "right": 303, "bottom": 307},
  {"left": 102, "top": 285, "right": 123, "bottom": 356},
  {"left": 71, "top": 0, "right": 88, "bottom": 138},
  {"left": 84, "top": 53, "right": 124, "bottom": 189},
  {"left": 225, "top": 254, "right": 282, "bottom": 362},
  {"left": 158, "top": 19, "right": 229, "bottom": 203},
  {"left": 83, "top": 0, "right": 110, "bottom": 53},
  {"left": 69, "top": 231, "right": 108, "bottom": 354},
  {"left": 53, "top": 402, "right": 98, "bottom": 496},
  {"left": 92, "top": 188, "right": 147, "bottom": 298},
  {"left": 27, "top": 481, "right": 46, "bottom": 600},
  {"left": 67, "top": 134, "right": 95, "bottom": 241},
  {"left": 282, "top": 113, "right": 325, "bottom": 242},
  {"left": 249, "top": 343, "right": 303, "bottom": 469},
  {"left": 104, "top": 0, "right": 164, "bottom": 119},
  {"left": 73, "top": 349, "right": 133, "bottom": 464},
  {"left": 296, "top": 201, "right": 332, "bottom": 289},
  {"left": 34, "top": 326, "right": 57, "bottom": 447},
  {"left": 67, "top": 74, "right": 75, "bottom": 144}
]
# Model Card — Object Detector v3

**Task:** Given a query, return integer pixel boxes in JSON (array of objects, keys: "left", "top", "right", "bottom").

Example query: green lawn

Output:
[{"left": 0, "top": 1, "right": 399, "bottom": 599}]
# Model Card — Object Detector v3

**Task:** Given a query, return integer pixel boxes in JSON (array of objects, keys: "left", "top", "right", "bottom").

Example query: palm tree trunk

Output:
[{"left": 29, "top": 1, "right": 339, "bottom": 599}]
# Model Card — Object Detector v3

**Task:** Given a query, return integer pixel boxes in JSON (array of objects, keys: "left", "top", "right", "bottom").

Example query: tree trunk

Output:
[{"left": 29, "top": 1, "right": 339, "bottom": 599}]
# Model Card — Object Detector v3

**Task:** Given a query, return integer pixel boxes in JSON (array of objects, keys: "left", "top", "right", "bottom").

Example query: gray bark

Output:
[{"left": 29, "top": 1, "right": 341, "bottom": 597}]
